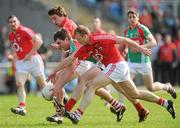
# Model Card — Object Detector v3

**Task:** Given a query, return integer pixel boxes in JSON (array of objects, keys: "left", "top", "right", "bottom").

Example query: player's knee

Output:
[
  {"left": 146, "top": 86, "right": 154, "bottom": 92},
  {"left": 16, "top": 81, "right": 23, "bottom": 88},
  {"left": 129, "top": 91, "right": 140, "bottom": 99},
  {"left": 78, "top": 77, "right": 85, "bottom": 85}
]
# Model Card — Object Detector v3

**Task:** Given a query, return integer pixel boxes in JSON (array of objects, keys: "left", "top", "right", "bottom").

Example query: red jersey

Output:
[
  {"left": 74, "top": 33, "right": 124, "bottom": 67},
  {"left": 9, "top": 25, "right": 37, "bottom": 60},
  {"left": 60, "top": 17, "right": 77, "bottom": 38},
  {"left": 159, "top": 43, "right": 175, "bottom": 63},
  {"left": 175, "top": 40, "right": 180, "bottom": 61}
]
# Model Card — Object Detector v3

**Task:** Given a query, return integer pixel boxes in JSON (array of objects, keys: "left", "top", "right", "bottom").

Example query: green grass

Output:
[{"left": 0, "top": 90, "right": 180, "bottom": 128}]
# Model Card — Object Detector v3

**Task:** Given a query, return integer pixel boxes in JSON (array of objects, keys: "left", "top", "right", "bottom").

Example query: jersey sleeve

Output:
[
  {"left": 140, "top": 25, "right": 151, "bottom": 38},
  {"left": 22, "top": 27, "right": 35, "bottom": 40}
]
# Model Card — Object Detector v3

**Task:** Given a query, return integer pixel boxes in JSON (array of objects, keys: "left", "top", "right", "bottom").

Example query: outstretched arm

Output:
[
  {"left": 47, "top": 55, "right": 77, "bottom": 83},
  {"left": 116, "top": 36, "right": 151, "bottom": 56},
  {"left": 54, "top": 55, "right": 76, "bottom": 72}
]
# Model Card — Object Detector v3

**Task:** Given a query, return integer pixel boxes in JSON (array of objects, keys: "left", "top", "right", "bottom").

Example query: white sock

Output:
[{"left": 17, "top": 86, "right": 26, "bottom": 104}]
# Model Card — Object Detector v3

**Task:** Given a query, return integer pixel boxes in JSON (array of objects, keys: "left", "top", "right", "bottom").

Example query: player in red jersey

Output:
[
  {"left": 48, "top": 5, "right": 77, "bottom": 38},
  {"left": 8, "top": 15, "right": 47, "bottom": 116},
  {"left": 47, "top": 6, "right": 124, "bottom": 124},
  {"left": 46, "top": 6, "right": 79, "bottom": 123},
  {"left": 47, "top": 6, "right": 130, "bottom": 123},
  {"left": 52, "top": 25, "right": 176, "bottom": 124}
]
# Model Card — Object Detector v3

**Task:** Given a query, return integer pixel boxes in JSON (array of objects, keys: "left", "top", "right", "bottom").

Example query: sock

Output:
[
  {"left": 74, "top": 108, "right": 83, "bottom": 120},
  {"left": 110, "top": 98, "right": 123, "bottom": 112},
  {"left": 157, "top": 98, "right": 168, "bottom": 108},
  {"left": 134, "top": 102, "right": 143, "bottom": 113},
  {"left": 19, "top": 102, "right": 26, "bottom": 108},
  {"left": 17, "top": 86, "right": 26, "bottom": 104},
  {"left": 65, "top": 98, "right": 77, "bottom": 111}
]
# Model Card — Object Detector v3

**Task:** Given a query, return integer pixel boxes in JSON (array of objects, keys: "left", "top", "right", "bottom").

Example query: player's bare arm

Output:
[
  {"left": 23, "top": 34, "right": 43, "bottom": 61},
  {"left": 116, "top": 36, "right": 151, "bottom": 56},
  {"left": 47, "top": 54, "right": 77, "bottom": 82},
  {"left": 141, "top": 34, "right": 157, "bottom": 49}
]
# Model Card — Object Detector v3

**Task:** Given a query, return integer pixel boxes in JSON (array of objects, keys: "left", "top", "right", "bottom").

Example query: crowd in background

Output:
[{"left": 0, "top": 0, "right": 180, "bottom": 94}]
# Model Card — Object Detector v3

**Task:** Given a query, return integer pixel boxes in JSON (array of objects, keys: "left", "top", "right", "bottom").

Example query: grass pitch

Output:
[{"left": 0, "top": 89, "right": 180, "bottom": 128}]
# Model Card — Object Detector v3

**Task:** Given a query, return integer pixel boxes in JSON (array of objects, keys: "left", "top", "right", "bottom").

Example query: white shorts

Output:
[
  {"left": 128, "top": 62, "right": 152, "bottom": 75},
  {"left": 75, "top": 60, "right": 95, "bottom": 76},
  {"left": 103, "top": 61, "right": 130, "bottom": 83},
  {"left": 15, "top": 54, "right": 45, "bottom": 77}
]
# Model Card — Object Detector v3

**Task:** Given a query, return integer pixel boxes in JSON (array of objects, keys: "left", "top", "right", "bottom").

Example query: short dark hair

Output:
[
  {"left": 48, "top": 5, "right": 67, "bottom": 17},
  {"left": 127, "top": 9, "right": 139, "bottom": 17},
  {"left": 54, "top": 29, "right": 71, "bottom": 41},
  {"left": 7, "top": 15, "right": 18, "bottom": 22}
]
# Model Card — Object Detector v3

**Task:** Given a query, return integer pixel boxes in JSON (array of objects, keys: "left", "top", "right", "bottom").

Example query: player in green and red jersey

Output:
[
  {"left": 111, "top": 9, "right": 177, "bottom": 122},
  {"left": 125, "top": 10, "right": 176, "bottom": 98}
]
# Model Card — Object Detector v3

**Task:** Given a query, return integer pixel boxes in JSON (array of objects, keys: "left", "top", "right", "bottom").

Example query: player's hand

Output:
[
  {"left": 52, "top": 85, "right": 60, "bottom": 97},
  {"left": 49, "top": 43, "right": 60, "bottom": 50},
  {"left": 7, "top": 54, "right": 14, "bottom": 62},
  {"left": 142, "top": 48, "right": 151, "bottom": 56},
  {"left": 47, "top": 71, "right": 57, "bottom": 83}
]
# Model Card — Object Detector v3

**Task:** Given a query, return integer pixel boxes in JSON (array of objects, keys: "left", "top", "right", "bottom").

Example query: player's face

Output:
[
  {"left": 8, "top": 17, "right": 20, "bottom": 32},
  {"left": 93, "top": 18, "right": 101, "bottom": 29},
  {"left": 55, "top": 38, "right": 69, "bottom": 50},
  {"left": 49, "top": 14, "right": 64, "bottom": 27},
  {"left": 128, "top": 13, "right": 139, "bottom": 26},
  {"left": 75, "top": 33, "right": 88, "bottom": 45}
]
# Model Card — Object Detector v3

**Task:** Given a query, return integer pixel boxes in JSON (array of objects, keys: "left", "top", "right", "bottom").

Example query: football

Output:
[{"left": 41, "top": 83, "right": 54, "bottom": 101}]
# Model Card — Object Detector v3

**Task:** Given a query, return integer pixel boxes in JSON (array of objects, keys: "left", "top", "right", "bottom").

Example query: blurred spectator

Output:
[
  {"left": 92, "top": 17, "right": 105, "bottom": 34},
  {"left": 158, "top": 34, "right": 178, "bottom": 84},
  {"left": 174, "top": 29, "right": 180, "bottom": 85},
  {"left": 5, "top": 51, "right": 16, "bottom": 94},
  {"left": 152, "top": 10, "right": 168, "bottom": 35},
  {"left": 139, "top": 7, "right": 153, "bottom": 30},
  {"left": 151, "top": 33, "right": 163, "bottom": 81},
  {"left": 127, "top": 0, "right": 138, "bottom": 11},
  {"left": 164, "top": 6, "right": 176, "bottom": 38},
  {"left": 0, "top": 26, "right": 6, "bottom": 61}
]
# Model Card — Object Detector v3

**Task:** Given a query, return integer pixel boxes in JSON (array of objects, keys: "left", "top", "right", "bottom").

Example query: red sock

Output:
[
  {"left": 19, "top": 102, "right": 26, "bottom": 107},
  {"left": 157, "top": 97, "right": 165, "bottom": 106},
  {"left": 134, "top": 102, "right": 143, "bottom": 113},
  {"left": 65, "top": 98, "right": 77, "bottom": 111},
  {"left": 77, "top": 108, "right": 84, "bottom": 115}
]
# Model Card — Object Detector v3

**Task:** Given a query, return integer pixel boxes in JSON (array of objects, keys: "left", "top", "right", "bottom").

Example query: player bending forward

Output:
[{"left": 55, "top": 25, "right": 176, "bottom": 124}]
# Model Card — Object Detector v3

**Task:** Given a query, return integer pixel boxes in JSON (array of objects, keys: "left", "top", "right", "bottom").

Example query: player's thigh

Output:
[
  {"left": 55, "top": 68, "right": 78, "bottom": 87},
  {"left": 142, "top": 73, "right": 153, "bottom": 89},
  {"left": 87, "top": 72, "right": 112, "bottom": 90},
  {"left": 80, "top": 66, "right": 101, "bottom": 82},
  {"left": 35, "top": 74, "right": 46, "bottom": 88},
  {"left": 31, "top": 55, "right": 45, "bottom": 77},
  {"left": 15, "top": 72, "right": 29, "bottom": 87},
  {"left": 119, "top": 79, "right": 139, "bottom": 98},
  {"left": 130, "top": 72, "right": 136, "bottom": 80}
]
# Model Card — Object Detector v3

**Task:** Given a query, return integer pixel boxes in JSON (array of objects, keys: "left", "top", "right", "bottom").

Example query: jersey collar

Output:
[{"left": 129, "top": 22, "right": 140, "bottom": 29}]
